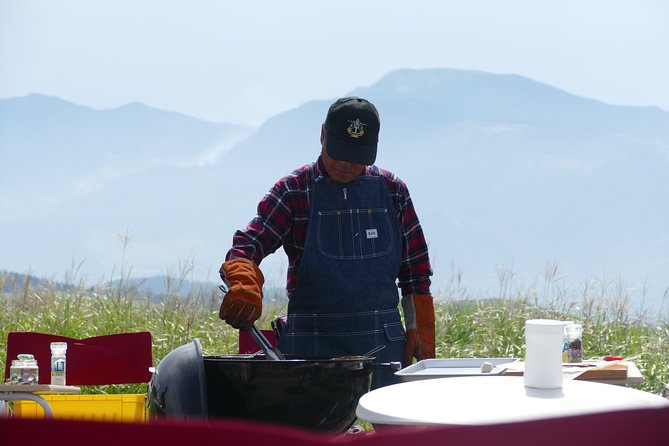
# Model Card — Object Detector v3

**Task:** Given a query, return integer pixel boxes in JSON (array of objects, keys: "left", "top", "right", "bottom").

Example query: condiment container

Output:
[
  {"left": 50, "top": 342, "right": 68, "bottom": 386},
  {"left": 7, "top": 354, "right": 39, "bottom": 384},
  {"left": 561, "top": 320, "right": 574, "bottom": 363},
  {"left": 566, "top": 323, "right": 584, "bottom": 363},
  {"left": 524, "top": 319, "right": 564, "bottom": 389}
]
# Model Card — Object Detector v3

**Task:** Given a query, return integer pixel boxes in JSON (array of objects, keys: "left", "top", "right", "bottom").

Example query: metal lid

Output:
[{"left": 148, "top": 338, "right": 208, "bottom": 420}]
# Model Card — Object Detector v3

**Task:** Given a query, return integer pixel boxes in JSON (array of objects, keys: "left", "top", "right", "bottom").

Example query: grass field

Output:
[{"left": 1, "top": 270, "right": 668, "bottom": 396}]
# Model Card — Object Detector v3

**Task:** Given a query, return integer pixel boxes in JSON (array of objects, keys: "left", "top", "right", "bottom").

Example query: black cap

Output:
[{"left": 323, "top": 96, "right": 379, "bottom": 165}]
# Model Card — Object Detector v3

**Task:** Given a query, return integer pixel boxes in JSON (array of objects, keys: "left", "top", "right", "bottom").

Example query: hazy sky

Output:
[{"left": 1, "top": 0, "right": 668, "bottom": 126}]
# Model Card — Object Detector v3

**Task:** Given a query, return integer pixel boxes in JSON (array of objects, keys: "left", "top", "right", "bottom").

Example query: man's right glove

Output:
[
  {"left": 401, "top": 293, "right": 436, "bottom": 366},
  {"left": 219, "top": 258, "right": 264, "bottom": 330}
]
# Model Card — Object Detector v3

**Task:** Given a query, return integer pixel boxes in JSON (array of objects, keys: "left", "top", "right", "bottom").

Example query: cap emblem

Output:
[{"left": 347, "top": 118, "right": 366, "bottom": 138}]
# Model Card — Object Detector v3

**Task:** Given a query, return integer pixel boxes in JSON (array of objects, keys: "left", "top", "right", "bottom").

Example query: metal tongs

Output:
[{"left": 248, "top": 323, "right": 286, "bottom": 360}]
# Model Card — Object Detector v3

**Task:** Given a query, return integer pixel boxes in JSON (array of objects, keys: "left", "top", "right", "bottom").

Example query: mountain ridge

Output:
[{"left": 2, "top": 68, "right": 668, "bottom": 312}]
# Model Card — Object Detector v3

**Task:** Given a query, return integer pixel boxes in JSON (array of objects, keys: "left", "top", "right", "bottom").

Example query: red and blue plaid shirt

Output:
[{"left": 226, "top": 157, "right": 432, "bottom": 297}]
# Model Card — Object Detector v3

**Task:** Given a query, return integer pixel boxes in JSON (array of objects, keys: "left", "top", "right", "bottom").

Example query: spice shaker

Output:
[
  {"left": 561, "top": 320, "right": 574, "bottom": 363},
  {"left": 50, "top": 342, "right": 68, "bottom": 386},
  {"left": 565, "top": 323, "right": 584, "bottom": 363}
]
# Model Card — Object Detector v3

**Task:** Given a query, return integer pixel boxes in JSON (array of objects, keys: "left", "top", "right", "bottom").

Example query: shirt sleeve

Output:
[
  {"left": 225, "top": 179, "right": 293, "bottom": 265},
  {"left": 387, "top": 174, "right": 433, "bottom": 296}
]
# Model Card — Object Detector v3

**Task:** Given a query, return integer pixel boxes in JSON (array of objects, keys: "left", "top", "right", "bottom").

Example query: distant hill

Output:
[
  {"left": 2, "top": 69, "right": 668, "bottom": 313},
  {"left": 0, "top": 93, "right": 253, "bottom": 173},
  {"left": 0, "top": 271, "right": 73, "bottom": 293},
  {"left": 0, "top": 269, "right": 216, "bottom": 299},
  {"left": 0, "top": 270, "right": 289, "bottom": 307}
]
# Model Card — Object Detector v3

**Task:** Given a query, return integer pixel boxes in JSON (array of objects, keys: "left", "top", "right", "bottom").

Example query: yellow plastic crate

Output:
[{"left": 11, "top": 394, "right": 146, "bottom": 423}]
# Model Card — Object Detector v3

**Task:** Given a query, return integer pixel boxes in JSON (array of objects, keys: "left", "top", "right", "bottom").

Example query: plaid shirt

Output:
[{"left": 226, "top": 156, "right": 432, "bottom": 297}]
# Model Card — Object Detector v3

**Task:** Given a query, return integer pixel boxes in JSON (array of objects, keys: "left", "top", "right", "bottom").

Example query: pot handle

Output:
[{"left": 373, "top": 361, "right": 402, "bottom": 371}]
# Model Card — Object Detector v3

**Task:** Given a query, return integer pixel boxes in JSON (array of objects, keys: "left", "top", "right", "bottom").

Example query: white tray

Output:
[{"left": 395, "top": 358, "right": 518, "bottom": 381}]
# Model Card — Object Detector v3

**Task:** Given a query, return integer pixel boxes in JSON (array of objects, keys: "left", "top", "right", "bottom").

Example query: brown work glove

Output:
[
  {"left": 219, "top": 258, "right": 264, "bottom": 330},
  {"left": 402, "top": 293, "right": 436, "bottom": 366}
]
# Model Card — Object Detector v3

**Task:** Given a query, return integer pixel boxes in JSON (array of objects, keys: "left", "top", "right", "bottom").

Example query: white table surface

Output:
[
  {"left": 0, "top": 384, "right": 81, "bottom": 394},
  {"left": 0, "top": 384, "right": 81, "bottom": 418},
  {"left": 356, "top": 376, "right": 669, "bottom": 426}
]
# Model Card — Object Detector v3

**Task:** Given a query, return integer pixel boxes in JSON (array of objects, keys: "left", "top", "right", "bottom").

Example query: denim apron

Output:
[{"left": 277, "top": 169, "right": 405, "bottom": 389}]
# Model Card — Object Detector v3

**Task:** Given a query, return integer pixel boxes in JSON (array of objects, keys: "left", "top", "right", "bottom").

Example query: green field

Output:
[{"left": 1, "top": 271, "right": 668, "bottom": 396}]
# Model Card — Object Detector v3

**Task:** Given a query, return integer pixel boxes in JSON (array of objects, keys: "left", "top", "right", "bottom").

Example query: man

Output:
[{"left": 219, "top": 96, "right": 435, "bottom": 388}]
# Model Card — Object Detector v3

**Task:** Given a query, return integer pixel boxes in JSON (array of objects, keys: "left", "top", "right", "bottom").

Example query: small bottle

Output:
[
  {"left": 50, "top": 342, "right": 68, "bottom": 386},
  {"left": 8, "top": 354, "right": 39, "bottom": 384},
  {"left": 561, "top": 321, "right": 573, "bottom": 363},
  {"left": 566, "top": 324, "right": 583, "bottom": 363}
]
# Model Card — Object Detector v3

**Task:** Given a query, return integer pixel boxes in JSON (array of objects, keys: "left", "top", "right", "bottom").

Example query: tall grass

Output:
[{"left": 1, "top": 269, "right": 668, "bottom": 395}]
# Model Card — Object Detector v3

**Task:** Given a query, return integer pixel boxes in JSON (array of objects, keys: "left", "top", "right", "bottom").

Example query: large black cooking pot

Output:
[{"left": 148, "top": 339, "right": 396, "bottom": 432}]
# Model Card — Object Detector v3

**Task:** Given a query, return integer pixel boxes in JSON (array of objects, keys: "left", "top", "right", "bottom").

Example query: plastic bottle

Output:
[
  {"left": 566, "top": 324, "right": 584, "bottom": 363},
  {"left": 50, "top": 342, "right": 68, "bottom": 386}
]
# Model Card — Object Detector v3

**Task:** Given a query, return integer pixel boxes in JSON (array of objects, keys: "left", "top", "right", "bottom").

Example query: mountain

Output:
[
  {"left": 0, "top": 93, "right": 253, "bottom": 218},
  {"left": 2, "top": 69, "right": 668, "bottom": 313},
  {"left": 0, "top": 270, "right": 76, "bottom": 293},
  {"left": 0, "top": 93, "right": 252, "bottom": 168}
]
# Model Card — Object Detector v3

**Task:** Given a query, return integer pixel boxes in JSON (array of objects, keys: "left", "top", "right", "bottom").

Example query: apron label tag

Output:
[{"left": 366, "top": 228, "right": 378, "bottom": 239}]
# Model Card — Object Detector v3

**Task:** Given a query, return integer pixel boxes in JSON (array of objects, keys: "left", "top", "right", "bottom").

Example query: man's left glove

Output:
[
  {"left": 219, "top": 258, "right": 264, "bottom": 330},
  {"left": 401, "top": 293, "right": 436, "bottom": 366}
]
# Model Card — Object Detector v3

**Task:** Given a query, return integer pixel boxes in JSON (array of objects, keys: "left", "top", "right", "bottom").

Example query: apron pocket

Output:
[
  {"left": 383, "top": 321, "right": 406, "bottom": 342},
  {"left": 317, "top": 208, "right": 394, "bottom": 259}
]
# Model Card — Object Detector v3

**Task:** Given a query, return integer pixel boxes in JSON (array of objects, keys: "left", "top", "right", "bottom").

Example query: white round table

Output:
[{"left": 356, "top": 376, "right": 669, "bottom": 426}]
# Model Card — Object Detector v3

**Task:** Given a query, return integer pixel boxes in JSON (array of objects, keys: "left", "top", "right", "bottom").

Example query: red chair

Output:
[
  {"left": 4, "top": 331, "right": 153, "bottom": 385},
  {"left": 238, "top": 329, "right": 277, "bottom": 354},
  {"left": 3, "top": 331, "right": 153, "bottom": 421}
]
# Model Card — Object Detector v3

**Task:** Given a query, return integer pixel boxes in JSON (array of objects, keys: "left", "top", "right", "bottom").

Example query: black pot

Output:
[{"left": 148, "top": 339, "right": 391, "bottom": 432}]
